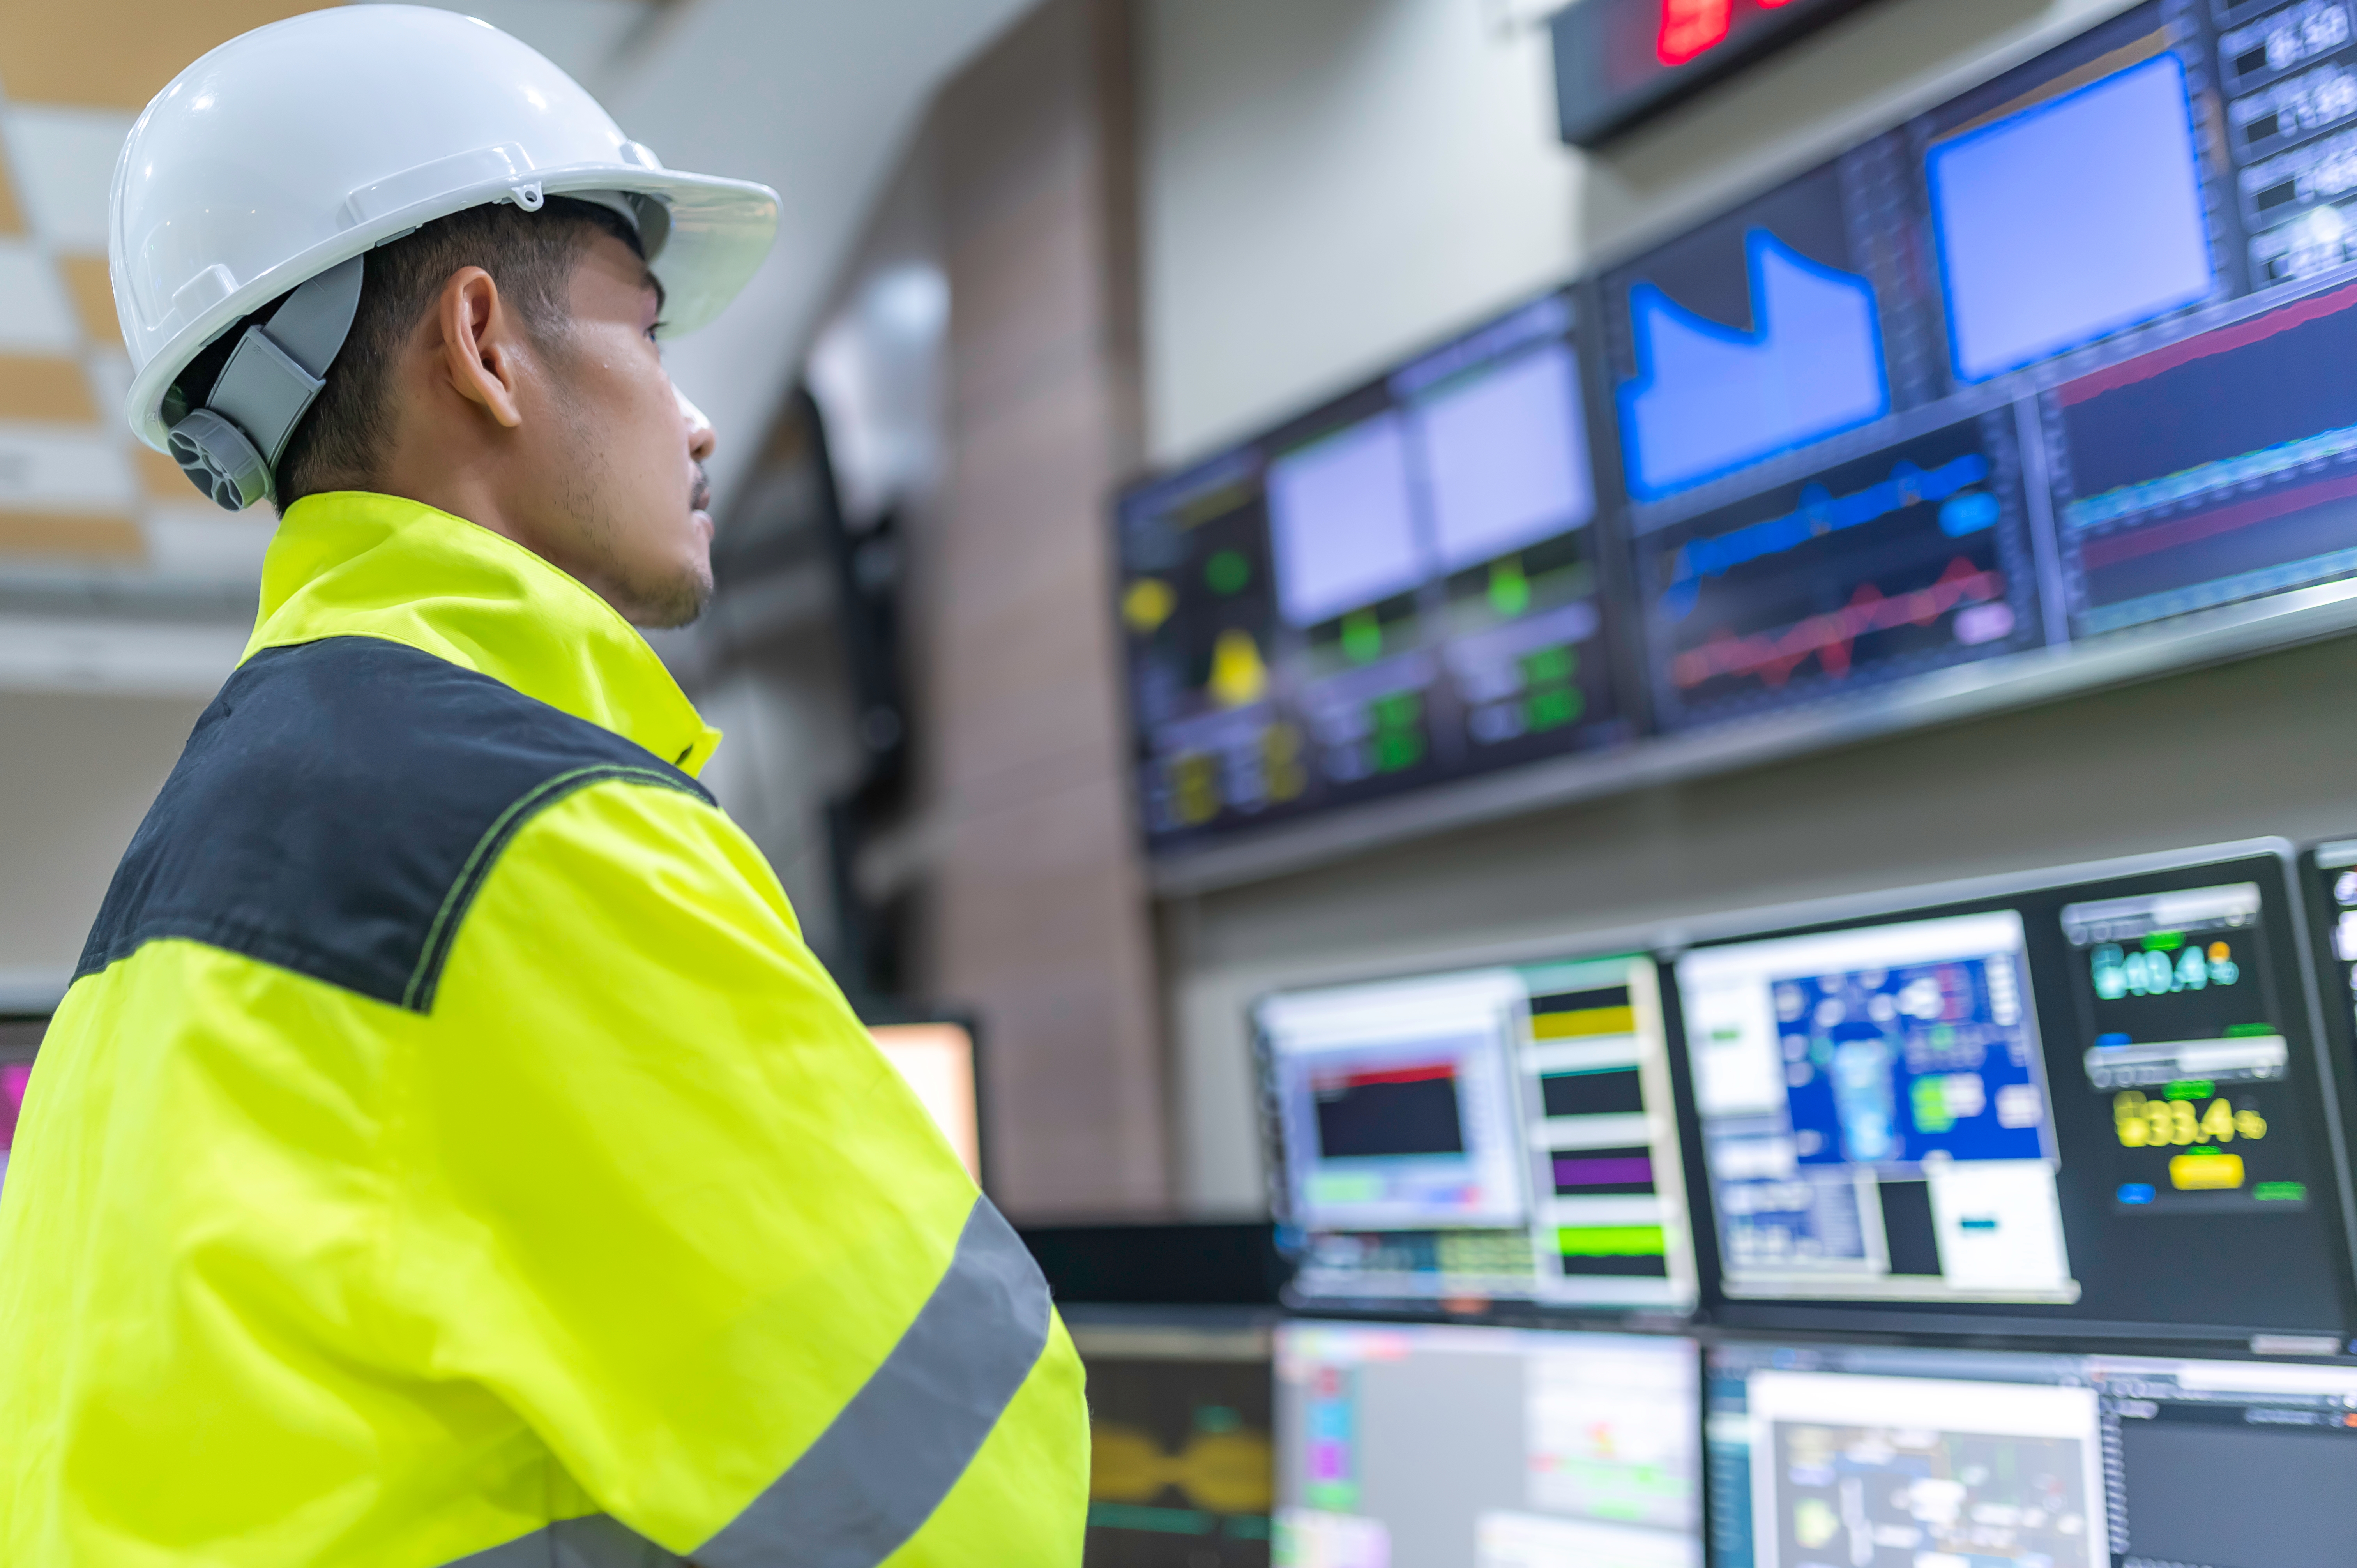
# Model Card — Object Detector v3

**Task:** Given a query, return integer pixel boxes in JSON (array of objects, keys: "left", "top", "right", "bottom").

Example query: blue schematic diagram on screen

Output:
[
  {"left": 1679, "top": 910, "right": 2077, "bottom": 1303},
  {"left": 1618, "top": 229, "right": 1889, "bottom": 501},
  {"left": 1774, "top": 956, "right": 2048, "bottom": 1171}
]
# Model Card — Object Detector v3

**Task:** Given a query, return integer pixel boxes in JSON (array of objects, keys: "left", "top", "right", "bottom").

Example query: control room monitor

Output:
[
  {"left": 1672, "top": 841, "right": 2357, "bottom": 1342},
  {"left": 1258, "top": 953, "right": 1699, "bottom": 1312},
  {"left": 1073, "top": 1319, "right": 1273, "bottom": 1566},
  {"left": 1709, "top": 1339, "right": 2357, "bottom": 1568},
  {"left": 869, "top": 1021, "right": 981, "bottom": 1185},
  {"left": 1277, "top": 1321, "right": 1701, "bottom": 1567}
]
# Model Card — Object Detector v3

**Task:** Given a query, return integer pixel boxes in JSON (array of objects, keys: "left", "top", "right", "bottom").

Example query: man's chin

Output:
[{"left": 623, "top": 561, "right": 715, "bottom": 631}]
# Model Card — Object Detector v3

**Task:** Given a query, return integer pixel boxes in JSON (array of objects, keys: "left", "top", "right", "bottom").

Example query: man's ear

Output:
[{"left": 437, "top": 265, "right": 524, "bottom": 429}]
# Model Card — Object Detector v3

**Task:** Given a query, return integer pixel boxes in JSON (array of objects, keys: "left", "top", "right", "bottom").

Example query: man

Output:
[{"left": 0, "top": 9, "right": 1086, "bottom": 1565}]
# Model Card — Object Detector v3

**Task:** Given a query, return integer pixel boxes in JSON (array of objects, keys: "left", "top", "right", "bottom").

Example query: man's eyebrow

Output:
[{"left": 643, "top": 264, "right": 668, "bottom": 318}]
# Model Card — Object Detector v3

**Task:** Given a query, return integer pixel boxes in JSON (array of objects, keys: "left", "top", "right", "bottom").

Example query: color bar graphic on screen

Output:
[
  {"left": 1553, "top": 1148, "right": 1657, "bottom": 1194},
  {"left": 1315, "top": 1063, "right": 1458, "bottom": 1091},
  {"left": 1540, "top": 1067, "right": 1647, "bottom": 1120},
  {"left": 1557, "top": 1225, "right": 1668, "bottom": 1257},
  {"left": 1529, "top": 984, "right": 1636, "bottom": 1039}
]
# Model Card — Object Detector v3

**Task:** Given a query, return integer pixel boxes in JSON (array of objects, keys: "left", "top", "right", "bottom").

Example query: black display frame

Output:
[
  {"left": 1663, "top": 837, "right": 2357, "bottom": 1350},
  {"left": 1252, "top": 948, "right": 1709, "bottom": 1329}
]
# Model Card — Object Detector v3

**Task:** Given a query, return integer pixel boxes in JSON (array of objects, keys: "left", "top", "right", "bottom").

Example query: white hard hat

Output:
[{"left": 110, "top": 4, "right": 779, "bottom": 509}]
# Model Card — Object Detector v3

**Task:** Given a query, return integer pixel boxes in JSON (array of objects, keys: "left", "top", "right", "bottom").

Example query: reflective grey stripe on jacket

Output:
[{"left": 447, "top": 1197, "right": 1051, "bottom": 1568}]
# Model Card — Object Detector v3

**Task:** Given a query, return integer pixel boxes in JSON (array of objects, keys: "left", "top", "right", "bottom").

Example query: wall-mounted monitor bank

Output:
[{"left": 1120, "top": 1, "right": 2357, "bottom": 891}]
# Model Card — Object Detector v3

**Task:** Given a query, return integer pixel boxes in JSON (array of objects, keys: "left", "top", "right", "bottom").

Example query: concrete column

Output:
[{"left": 921, "top": 0, "right": 1169, "bottom": 1215}]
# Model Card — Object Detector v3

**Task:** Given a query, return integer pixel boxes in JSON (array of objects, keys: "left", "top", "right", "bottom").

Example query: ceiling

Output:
[{"left": 0, "top": 0, "right": 1035, "bottom": 694}]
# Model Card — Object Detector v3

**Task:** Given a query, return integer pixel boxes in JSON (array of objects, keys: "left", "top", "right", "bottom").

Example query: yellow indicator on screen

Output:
[
  {"left": 1122, "top": 577, "right": 1175, "bottom": 634},
  {"left": 1531, "top": 1006, "right": 1636, "bottom": 1040},
  {"left": 1209, "top": 628, "right": 1268, "bottom": 707},
  {"left": 2170, "top": 1152, "right": 2246, "bottom": 1190},
  {"left": 1263, "top": 721, "right": 1306, "bottom": 802}
]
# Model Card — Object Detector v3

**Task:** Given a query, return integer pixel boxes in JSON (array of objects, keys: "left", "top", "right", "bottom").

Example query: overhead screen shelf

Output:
[{"left": 1118, "top": 0, "right": 2357, "bottom": 893}]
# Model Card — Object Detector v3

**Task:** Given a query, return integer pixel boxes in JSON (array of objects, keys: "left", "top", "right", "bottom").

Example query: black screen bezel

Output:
[{"left": 1668, "top": 842, "right": 2357, "bottom": 1346}]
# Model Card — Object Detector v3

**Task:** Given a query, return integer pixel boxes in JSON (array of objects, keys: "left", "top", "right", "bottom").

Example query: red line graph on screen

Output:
[
  {"left": 2077, "top": 470, "right": 2357, "bottom": 570},
  {"left": 1312, "top": 1062, "right": 1458, "bottom": 1093},
  {"left": 2058, "top": 281, "right": 2357, "bottom": 408},
  {"left": 1671, "top": 557, "right": 2004, "bottom": 689}
]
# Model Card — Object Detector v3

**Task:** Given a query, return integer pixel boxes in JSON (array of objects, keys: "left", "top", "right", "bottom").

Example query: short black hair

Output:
[{"left": 258, "top": 196, "right": 645, "bottom": 510}]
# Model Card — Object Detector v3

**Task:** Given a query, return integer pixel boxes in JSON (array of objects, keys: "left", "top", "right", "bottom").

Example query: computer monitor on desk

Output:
[
  {"left": 1257, "top": 953, "right": 1699, "bottom": 1313},
  {"left": 1709, "top": 1339, "right": 2357, "bottom": 1568},
  {"left": 1275, "top": 1321, "right": 1701, "bottom": 1566},
  {"left": 1672, "top": 839, "right": 2357, "bottom": 1344},
  {"left": 868, "top": 1019, "right": 982, "bottom": 1186}
]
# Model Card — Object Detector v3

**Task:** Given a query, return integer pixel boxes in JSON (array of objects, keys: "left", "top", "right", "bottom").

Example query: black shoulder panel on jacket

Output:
[{"left": 75, "top": 636, "right": 713, "bottom": 1013}]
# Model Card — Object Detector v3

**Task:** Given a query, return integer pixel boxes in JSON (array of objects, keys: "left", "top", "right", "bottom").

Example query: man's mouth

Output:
[{"left": 690, "top": 464, "right": 713, "bottom": 533}]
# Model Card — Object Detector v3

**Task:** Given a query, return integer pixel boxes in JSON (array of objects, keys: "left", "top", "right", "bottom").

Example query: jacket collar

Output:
[{"left": 246, "top": 491, "right": 721, "bottom": 776}]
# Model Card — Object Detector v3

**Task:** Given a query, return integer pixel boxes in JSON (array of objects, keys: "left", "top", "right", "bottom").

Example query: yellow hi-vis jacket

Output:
[{"left": 0, "top": 492, "right": 1088, "bottom": 1566}]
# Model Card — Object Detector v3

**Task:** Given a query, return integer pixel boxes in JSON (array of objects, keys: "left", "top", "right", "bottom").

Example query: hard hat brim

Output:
[{"left": 124, "top": 164, "right": 780, "bottom": 455}]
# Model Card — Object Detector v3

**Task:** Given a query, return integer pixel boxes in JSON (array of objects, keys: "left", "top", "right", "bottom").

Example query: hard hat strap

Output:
[{"left": 167, "top": 254, "right": 365, "bottom": 512}]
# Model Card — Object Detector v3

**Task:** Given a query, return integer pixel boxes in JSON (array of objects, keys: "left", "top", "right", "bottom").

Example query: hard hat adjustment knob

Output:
[{"left": 167, "top": 408, "right": 271, "bottom": 512}]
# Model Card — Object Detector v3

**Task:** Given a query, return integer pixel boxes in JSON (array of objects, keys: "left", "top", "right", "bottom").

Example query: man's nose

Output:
[{"left": 676, "top": 385, "right": 717, "bottom": 463}]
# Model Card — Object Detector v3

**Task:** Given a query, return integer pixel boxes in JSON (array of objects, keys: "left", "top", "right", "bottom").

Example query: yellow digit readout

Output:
[{"left": 2113, "top": 1089, "right": 2267, "bottom": 1148}]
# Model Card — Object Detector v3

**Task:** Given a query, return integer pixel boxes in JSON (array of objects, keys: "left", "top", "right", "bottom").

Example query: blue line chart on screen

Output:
[
  {"left": 1659, "top": 453, "right": 1997, "bottom": 621},
  {"left": 1619, "top": 228, "right": 1891, "bottom": 500}
]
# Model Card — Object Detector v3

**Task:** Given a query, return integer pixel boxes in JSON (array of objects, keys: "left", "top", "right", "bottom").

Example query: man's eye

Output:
[{"left": 647, "top": 321, "right": 668, "bottom": 342}]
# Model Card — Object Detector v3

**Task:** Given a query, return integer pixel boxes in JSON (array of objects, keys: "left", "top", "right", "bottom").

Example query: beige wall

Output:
[
  {"left": 1141, "top": 0, "right": 2133, "bottom": 464},
  {"left": 1140, "top": 0, "right": 1580, "bottom": 463},
  {"left": 1129, "top": 0, "right": 2357, "bottom": 1213}
]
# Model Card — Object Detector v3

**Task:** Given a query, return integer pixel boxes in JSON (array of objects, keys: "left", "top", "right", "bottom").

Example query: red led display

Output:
[
  {"left": 1657, "top": 0, "right": 1732, "bottom": 65},
  {"left": 1557, "top": 0, "right": 1880, "bottom": 145}
]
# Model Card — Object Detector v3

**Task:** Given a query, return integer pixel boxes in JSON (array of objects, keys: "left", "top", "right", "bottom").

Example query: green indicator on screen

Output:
[
  {"left": 2143, "top": 930, "right": 2184, "bottom": 952},
  {"left": 1522, "top": 643, "right": 1574, "bottom": 685},
  {"left": 1088, "top": 1503, "right": 1216, "bottom": 1536},
  {"left": 2163, "top": 1079, "right": 2214, "bottom": 1101},
  {"left": 1558, "top": 1224, "right": 1666, "bottom": 1257},
  {"left": 1911, "top": 1075, "right": 1954, "bottom": 1134},
  {"left": 1527, "top": 685, "right": 1584, "bottom": 731},
  {"left": 1203, "top": 549, "right": 1251, "bottom": 595},
  {"left": 1489, "top": 556, "right": 1530, "bottom": 617},
  {"left": 2256, "top": 1182, "right": 2308, "bottom": 1201}
]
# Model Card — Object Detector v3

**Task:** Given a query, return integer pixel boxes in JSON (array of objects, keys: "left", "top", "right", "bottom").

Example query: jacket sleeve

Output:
[{"left": 379, "top": 775, "right": 1089, "bottom": 1565}]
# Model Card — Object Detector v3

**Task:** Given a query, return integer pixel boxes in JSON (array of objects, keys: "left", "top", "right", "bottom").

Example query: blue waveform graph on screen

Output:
[
  {"left": 1618, "top": 229, "right": 1890, "bottom": 501},
  {"left": 1640, "top": 417, "right": 2029, "bottom": 731},
  {"left": 1929, "top": 51, "right": 2213, "bottom": 383},
  {"left": 1658, "top": 453, "right": 1997, "bottom": 623}
]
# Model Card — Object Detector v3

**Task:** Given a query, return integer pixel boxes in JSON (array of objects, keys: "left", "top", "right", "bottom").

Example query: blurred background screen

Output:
[{"left": 869, "top": 1021, "right": 982, "bottom": 1184}]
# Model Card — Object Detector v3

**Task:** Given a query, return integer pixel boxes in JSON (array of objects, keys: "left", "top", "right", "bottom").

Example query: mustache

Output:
[{"left": 690, "top": 463, "right": 711, "bottom": 514}]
